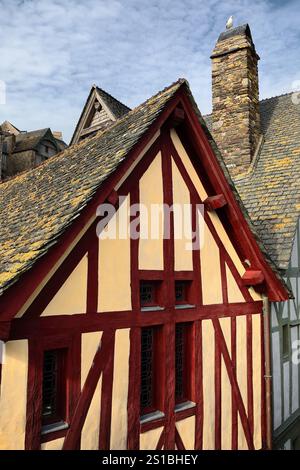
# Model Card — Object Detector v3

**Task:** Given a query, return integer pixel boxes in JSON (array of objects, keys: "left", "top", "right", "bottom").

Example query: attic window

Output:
[{"left": 94, "top": 102, "right": 102, "bottom": 112}]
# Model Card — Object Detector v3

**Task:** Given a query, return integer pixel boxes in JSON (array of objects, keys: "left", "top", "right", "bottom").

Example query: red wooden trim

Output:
[
  {"left": 215, "top": 330, "right": 222, "bottom": 449},
  {"left": 220, "top": 255, "right": 228, "bottom": 305},
  {"left": 212, "top": 318, "right": 254, "bottom": 450},
  {"left": 107, "top": 189, "right": 119, "bottom": 206},
  {"left": 204, "top": 194, "right": 227, "bottom": 211},
  {"left": 139, "top": 270, "right": 164, "bottom": 280},
  {"left": 0, "top": 322, "right": 10, "bottom": 341},
  {"left": 174, "top": 271, "right": 194, "bottom": 281},
  {"left": 178, "top": 92, "right": 288, "bottom": 301},
  {"left": 127, "top": 328, "right": 141, "bottom": 450},
  {"left": 87, "top": 230, "right": 98, "bottom": 313},
  {"left": 10, "top": 301, "right": 264, "bottom": 340},
  {"left": 25, "top": 340, "right": 43, "bottom": 450},
  {"left": 191, "top": 193, "right": 202, "bottom": 305},
  {"left": 175, "top": 428, "right": 186, "bottom": 450},
  {"left": 260, "top": 313, "right": 267, "bottom": 448},
  {"left": 98, "top": 335, "right": 115, "bottom": 449},
  {"left": 126, "top": 181, "right": 141, "bottom": 450},
  {"left": 161, "top": 130, "right": 176, "bottom": 450},
  {"left": 63, "top": 330, "right": 114, "bottom": 450},
  {"left": 169, "top": 107, "right": 185, "bottom": 127},
  {"left": 169, "top": 135, "right": 252, "bottom": 303},
  {"left": 231, "top": 317, "right": 237, "bottom": 450},
  {"left": 163, "top": 322, "right": 175, "bottom": 450},
  {"left": 25, "top": 334, "right": 81, "bottom": 450},
  {"left": 242, "top": 270, "right": 264, "bottom": 286},
  {"left": 140, "top": 405, "right": 196, "bottom": 434},
  {"left": 156, "top": 428, "right": 165, "bottom": 450},
  {"left": 194, "top": 320, "right": 203, "bottom": 450},
  {"left": 247, "top": 314, "right": 254, "bottom": 437}
]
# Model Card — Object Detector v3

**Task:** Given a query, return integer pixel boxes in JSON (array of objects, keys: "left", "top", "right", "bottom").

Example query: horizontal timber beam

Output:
[{"left": 10, "top": 301, "right": 263, "bottom": 340}]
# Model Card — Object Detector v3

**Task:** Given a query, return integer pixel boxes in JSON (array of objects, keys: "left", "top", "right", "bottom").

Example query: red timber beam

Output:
[
  {"left": 62, "top": 330, "right": 115, "bottom": 450},
  {"left": 175, "top": 428, "right": 186, "bottom": 450},
  {"left": 178, "top": 90, "right": 288, "bottom": 302},
  {"left": 161, "top": 130, "right": 176, "bottom": 451},
  {"left": 212, "top": 318, "right": 255, "bottom": 450},
  {"left": 127, "top": 183, "right": 141, "bottom": 451},
  {"left": 204, "top": 194, "right": 227, "bottom": 211},
  {"left": 10, "top": 301, "right": 263, "bottom": 340},
  {"left": 242, "top": 270, "right": 264, "bottom": 286}
]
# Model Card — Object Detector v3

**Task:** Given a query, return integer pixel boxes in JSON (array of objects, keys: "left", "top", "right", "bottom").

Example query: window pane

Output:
[
  {"left": 175, "top": 282, "right": 186, "bottom": 303},
  {"left": 175, "top": 324, "right": 185, "bottom": 402},
  {"left": 140, "top": 328, "right": 154, "bottom": 413},
  {"left": 140, "top": 282, "right": 154, "bottom": 306},
  {"left": 42, "top": 350, "right": 59, "bottom": 418}
]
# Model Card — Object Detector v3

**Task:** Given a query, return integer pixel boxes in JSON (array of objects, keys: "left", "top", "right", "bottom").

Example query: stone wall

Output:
[{"left": 211, "top": 26, "right": 261, "bottom": 176}]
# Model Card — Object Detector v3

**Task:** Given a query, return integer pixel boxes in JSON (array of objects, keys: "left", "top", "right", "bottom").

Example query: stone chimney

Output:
[{"left": 211, "top": 24, "right": 261, "bottom": 175}]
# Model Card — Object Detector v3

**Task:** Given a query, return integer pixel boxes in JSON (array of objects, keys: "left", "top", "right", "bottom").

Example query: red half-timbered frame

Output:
[{"left": 1, "top": 83, "right": 290, "bottom": 450}]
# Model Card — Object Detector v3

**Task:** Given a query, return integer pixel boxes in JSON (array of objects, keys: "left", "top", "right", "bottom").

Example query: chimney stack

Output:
[{"left": 211, "top": 24, "right": 261, "bottom": 175}]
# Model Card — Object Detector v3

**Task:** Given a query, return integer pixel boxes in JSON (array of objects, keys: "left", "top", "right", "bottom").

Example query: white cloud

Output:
[{"left": 0, "top": 0, "right": 299, "bottom": 142}]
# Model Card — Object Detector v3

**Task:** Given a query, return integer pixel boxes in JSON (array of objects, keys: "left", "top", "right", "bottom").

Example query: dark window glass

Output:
[
  {"left": 140, "top": 328, "right": 154, "bottom": 414},
  {"left": 175, "top": 324, "right": 186, "bottom": 402},
  {"left": 140, "top": 282, "right": 155, "bottom": 306},
  {"left": 42, "top": 349, "right": 66, "bottom": 424},
  {"left": 175, "top": 282, "right": 187, "bottom": 303}
]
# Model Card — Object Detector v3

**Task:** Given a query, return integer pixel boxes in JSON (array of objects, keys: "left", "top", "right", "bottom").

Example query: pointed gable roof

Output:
[
  {"left": 0, "top": 79, "right": 289, "bottom": 304},
  {"left": 70, "top": 85, "right": 130, "bottom": 145},
  {"left": 0, "top": 121, "right": 20, "bottom": 136}
]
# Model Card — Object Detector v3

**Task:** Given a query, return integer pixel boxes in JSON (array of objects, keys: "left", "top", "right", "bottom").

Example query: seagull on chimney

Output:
[{"left": 226, "top": 16, "right": 233, "bottom": 29}]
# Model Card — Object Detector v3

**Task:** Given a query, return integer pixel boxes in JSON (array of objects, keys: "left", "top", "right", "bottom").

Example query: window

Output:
[
  {"left": 282, "top": 323, "right": 290, "bottom": 360},
  {"left": 140, "top": 327, "right": 164, "bottom": 417},
  {"left": 42, "top": 349, "right": 67, "bottom": 426},
  {"left": 140, "top": 283, "right": 155, "bottom": 307},
  {"left": 140, "top": 281, "right": 163, "bottom": 309},
  {"left": 175, "top": 280, "right": 193, "bottom": 307},
  {"left": 175, "top": 323, "right": 192, "bottom": 405}
]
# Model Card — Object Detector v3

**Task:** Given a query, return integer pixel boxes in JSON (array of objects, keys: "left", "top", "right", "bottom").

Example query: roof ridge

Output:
[
  {"left": 96, "top": 86, "right": 131, "bottom": 112},
  {"left": 259, "top": 91, "right": 294, "bottom": 103},
  {"left": 0, "top": 78, "right": 187, "bottom": 188}
]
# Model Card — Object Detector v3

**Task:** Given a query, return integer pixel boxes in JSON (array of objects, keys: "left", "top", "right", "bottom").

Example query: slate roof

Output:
[
  {"left": 96, "top": 87, "right": 131, "bottom": 119},
  {"left": 0, "top": 79, "right": 288, "bottom": 295},
  {"left": 14, "top": 129, "right": 50, "bottom": 153},
  {"left": 204, "top": 92, "right": 300, "bottom": 273},
  {"left": 0, "top": 80, "right": 184, "bottom": 292}
]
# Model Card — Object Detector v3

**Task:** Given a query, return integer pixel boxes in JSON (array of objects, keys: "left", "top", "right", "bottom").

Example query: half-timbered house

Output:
[{"left": 0, "top": 77, "right": 290, "bottom": 450}]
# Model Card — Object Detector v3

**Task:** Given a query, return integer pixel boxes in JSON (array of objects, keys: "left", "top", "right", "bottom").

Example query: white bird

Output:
[{"left": 226, "top": 16, "right": 233, "bottom": 29}]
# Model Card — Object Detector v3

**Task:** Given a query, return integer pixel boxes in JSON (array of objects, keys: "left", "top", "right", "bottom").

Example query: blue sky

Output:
[{"left": 0, "top": 0, "right": 299, "bottom": 143}]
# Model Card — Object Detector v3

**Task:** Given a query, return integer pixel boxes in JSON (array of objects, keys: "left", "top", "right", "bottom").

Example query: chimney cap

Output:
[{"left": 217, "top": 23, "right": 253, "bottom": 43}]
